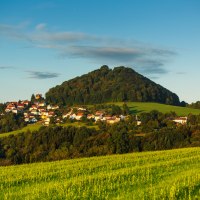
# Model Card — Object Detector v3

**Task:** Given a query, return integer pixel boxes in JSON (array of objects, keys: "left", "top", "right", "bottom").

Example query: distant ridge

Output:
[{"left": 45, "top": 65, "right": 180, "bottom": 106}]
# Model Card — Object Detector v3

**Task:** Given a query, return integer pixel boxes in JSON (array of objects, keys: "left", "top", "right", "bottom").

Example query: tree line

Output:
[
  {"left": 0, "top": 110, "right": 200, "bottom": 166},
  {"left": 0, "top": 113, "right": 25, "bottom": 133}
]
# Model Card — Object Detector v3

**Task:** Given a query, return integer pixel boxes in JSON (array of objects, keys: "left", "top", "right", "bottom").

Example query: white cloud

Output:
[{"left": 35, "top": 23, "right": 46, "bottom": 31}]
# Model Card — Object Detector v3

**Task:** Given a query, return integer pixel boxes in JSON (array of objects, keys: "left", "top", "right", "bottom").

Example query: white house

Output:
[
  {"left": 173, "top": 117, "right": 187, "bottom": 125},
  {"left": 31, "top": 109, "right": 39, "bottom": 115},
  {"left": 12, "top": 108, "right": 18, "bottom": 114},
  {"left": 136, "top": 120, "right": 142, "bottom": 126},
  {"left": 44, "top": 117, "right": 50, "bottom": 126},
  {"left": 38, "top": 102, "right": 46, "bottom": 107},
  {"left": 78, "top": 107, "right": 87, "bottom": 111},
  {"left": 106, "top": 117, "right": 121, "bottom": 124},
  {"left": 75, "top": 113, "right": 84, "bottom": 120},
  {"left": 69, "top": 113, "right": 77, "bottom": 120},
  {"left": 87, "top": 114, "right": 95, "bottom": 119},
  {"left": 94, "top": 115, "right": 103, "bottom": 122}
]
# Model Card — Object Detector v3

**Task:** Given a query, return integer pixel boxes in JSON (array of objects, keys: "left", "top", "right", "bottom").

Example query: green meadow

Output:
[
  {"left": 114, "top": 102, "right": 200, "bottom": 116},
  {"left": 0, "top": 123, "right": 42, "bottom": 138},
  {"left": 61, "top": 121, "right": 99, "bottom": 130},
  {"left": 0, "top": 122, "right": 98, "bottom": 138},
  {"left": 0, "top": 147, "right": 199, "bottom": 199}
]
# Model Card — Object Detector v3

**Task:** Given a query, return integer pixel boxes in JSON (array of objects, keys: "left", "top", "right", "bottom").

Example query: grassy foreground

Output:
[{"left": 0, "top": 147, "right": 199, "bottom": 199}]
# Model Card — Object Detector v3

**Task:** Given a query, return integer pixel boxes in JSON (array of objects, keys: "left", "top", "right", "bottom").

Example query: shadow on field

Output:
[{"left": 129, "top": 106, "right": 144, "bottom": 114}]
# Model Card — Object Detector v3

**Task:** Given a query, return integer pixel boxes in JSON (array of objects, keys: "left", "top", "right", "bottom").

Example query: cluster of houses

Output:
[
  {"left": 5, "top": 94, "right": 60, "bottom": 126},
  {"left": 5, "top": 100, "right": 30, "bottom": 114},
  {"left": 3, "top": 94, "right": 188, "bottom": 126},
  {"left": 25, "top": 102, "right": 59, "bottom": 125},
  {"left": 5, "top": 100, "right": 126, "bottom": 125},
  {"left": 63, "top": 110, "right": 188, "bottom": 125},
  {"left": 62, "top": 108, "right": 125, "bottom": 124}
]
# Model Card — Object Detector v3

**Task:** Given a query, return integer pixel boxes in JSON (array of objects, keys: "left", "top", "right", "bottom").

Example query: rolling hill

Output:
[
  {"left": 0, "top": 147, "right": 199, "bottom": 199},
  {"left": 46, "top": 65, "right": 180, "bottom": 106}
]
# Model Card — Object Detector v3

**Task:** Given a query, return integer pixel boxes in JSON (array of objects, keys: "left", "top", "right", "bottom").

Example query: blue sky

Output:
[{"left": 0, "top": 0, "right": 200, "bottom": 103}]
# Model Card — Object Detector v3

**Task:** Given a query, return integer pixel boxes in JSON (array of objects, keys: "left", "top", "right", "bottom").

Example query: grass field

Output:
[
  {"left": 0, "top": 147, "right": 199, "bottom": 199},
  {"left": 0, "top": 123, "right": 42, "bottom": 138},
  {"left": 113, "top": 102, "right": 200, "bottom": 116},
  {"left": 0, "top": 122, "right": 98, "bottom": 138},
  {"left": 61, "top": 122, "right": 99, "bottom": 130}
]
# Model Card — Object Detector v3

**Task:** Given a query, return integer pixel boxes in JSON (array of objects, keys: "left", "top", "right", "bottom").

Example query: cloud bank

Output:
[{"left": 0, "top": 22, "right": 177, "bottom": 75}]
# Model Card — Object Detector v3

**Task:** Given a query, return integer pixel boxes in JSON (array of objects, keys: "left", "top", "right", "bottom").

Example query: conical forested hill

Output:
[{"left": 45, "top": 65, "right": 180, "bottom": 106}]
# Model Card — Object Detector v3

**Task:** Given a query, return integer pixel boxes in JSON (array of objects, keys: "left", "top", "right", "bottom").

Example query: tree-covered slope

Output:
[{"left": 46, "top": 65, "right": 180, "bottom": 106}]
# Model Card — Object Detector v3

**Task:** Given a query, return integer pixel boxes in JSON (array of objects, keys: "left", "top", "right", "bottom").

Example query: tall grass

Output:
[{"left": 0, "top": 147, "right": 199, "bottom": 199}]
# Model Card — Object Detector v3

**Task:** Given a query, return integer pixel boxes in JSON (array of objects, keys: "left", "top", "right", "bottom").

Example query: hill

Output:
[
  {"left": 46, "top": 65, "right": 180, "bottom": 106},
  {"left": 0, "top": 147, "right": 199, "bottom": 199}
]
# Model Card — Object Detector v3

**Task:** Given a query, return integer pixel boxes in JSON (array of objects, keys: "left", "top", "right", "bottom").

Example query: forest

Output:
[
  {"left": 0, "top": 110, "right": 200, "bottom": 166},
  {"left": 45, "top": 66, "right": 180, "bottom": 106},
  {"left": 0, "top": 113, "right": 25, "bottom": 133}
]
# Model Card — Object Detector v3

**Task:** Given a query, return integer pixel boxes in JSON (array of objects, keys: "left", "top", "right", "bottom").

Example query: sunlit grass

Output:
[
  {"left": 61, "top": 122, "right": 99, "bottom": 130},
  {"left": 0, "top": 123, "right": 42, "bottom": 138},
  {"left": 0, "top": 147, "right": 199, "bottom": 199},
  {"left": 110, "top": 102, "right": 200, "bottom": 116}
]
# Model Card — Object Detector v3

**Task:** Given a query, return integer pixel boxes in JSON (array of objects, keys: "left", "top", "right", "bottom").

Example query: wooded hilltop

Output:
[{"left": 46, "top": 66, "right": 180, "bottom": 106}]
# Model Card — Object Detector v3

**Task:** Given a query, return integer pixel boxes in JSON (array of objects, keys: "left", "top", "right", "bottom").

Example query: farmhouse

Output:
[
  {"left": 75, "top": 112, "right": 84, "bottom": 120},
  {"left": 87, "top": 114, "right": 95, "bottom": 119},
  {"left": 12, "top": 108, "right": 18, "bottom": 114},
  {"left": 106, "top": 117, "right": 121, "bottom": 124},
  {"left": 173, "top": 117, "right": 187, "bottom": 125},
  {"left": 38, "top": 102, "right": 46, "bottom": 107},
  {"left": 17, "top": 103, "right": 24, "bottom": 109}
]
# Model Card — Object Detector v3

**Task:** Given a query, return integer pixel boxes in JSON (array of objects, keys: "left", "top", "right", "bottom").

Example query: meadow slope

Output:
[
  {"left": 0, "top": 147, "right": 199, "bottom": 199},
  {"left": 114, "top": 102, "right": 200, "bottom": 116}
]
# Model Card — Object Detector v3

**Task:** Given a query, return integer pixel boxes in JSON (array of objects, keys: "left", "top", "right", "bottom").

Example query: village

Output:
[
  {"left": 3, "top": 94, "right": 188, "bottom": 127},
  {"left": 4, "top": 94, "right": 128, "bottom": 126}
]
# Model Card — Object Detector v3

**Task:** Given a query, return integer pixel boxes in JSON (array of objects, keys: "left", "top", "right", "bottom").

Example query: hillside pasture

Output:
[
  {"left": 0, "top": 123, "right": 42, "bottom": 138},
  {"left": 113, "top": 102, "right": 200, "bottom": 116}
]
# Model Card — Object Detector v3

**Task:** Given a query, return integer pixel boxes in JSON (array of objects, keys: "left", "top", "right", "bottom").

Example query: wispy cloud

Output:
[
  {"left": 31, "top": 31, "right": 99, "bottom": 44},
  {"left": 0, "top": 66, "right": 15, "bottom": 70},
  {"left": 0, "top": 22, "right": 177, "bottom": 75},
  {"left": 0, "top": 23, "right": 30, "bottom": 41},
  {"left": 65, "top": 46, "right": 143, "bottom": 62},
  {"left": 59, "top": 46, "right": 173, "bottom": 75},
  {"left": 135, "top": 59, "right": 169, "bottom": 75},
  {"left": 35, "top": 23, "right": 46, "bottom": 31},
  {"left": 27, "top": 71, "right": 60, "bottom": 79},
  {"left": 176, "top": 72, "right": 186, "bottom": 75},
  {"left": 148, "top": 76, "right": 160, "bottom": 80}
]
